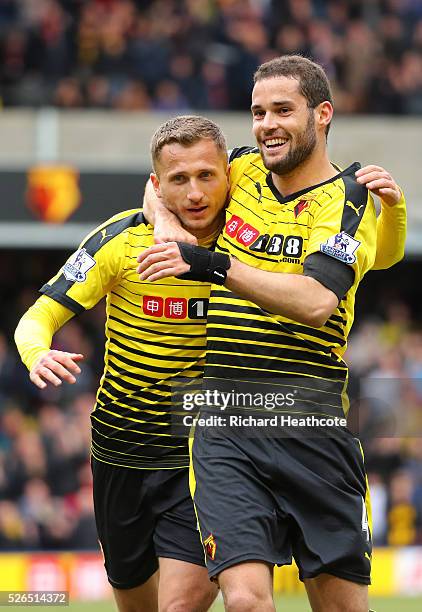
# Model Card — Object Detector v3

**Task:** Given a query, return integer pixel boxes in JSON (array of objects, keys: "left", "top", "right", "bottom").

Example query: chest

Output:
[
  {"left": 119, "top": 235, "right": 211, "bottom": 322},
  {"left": 224, "top": 179, "right": 315, "bottom": 273}
]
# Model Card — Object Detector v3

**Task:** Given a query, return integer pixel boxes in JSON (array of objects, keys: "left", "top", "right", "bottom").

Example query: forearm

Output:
[
  {"left": 15, "top": 295, "right": 74, "bottom": 371},
  {"left": 143, "top": 178, "right": 197, "bottom": 244},
  {"left": 225, "top": 258, "right": 337, "bottom": 327},
  {"left": 143, "top": 178, "right": 177, "bottom": 226},
  {"left": 373, "top": 193, "right": 407, "bottom": 270}
]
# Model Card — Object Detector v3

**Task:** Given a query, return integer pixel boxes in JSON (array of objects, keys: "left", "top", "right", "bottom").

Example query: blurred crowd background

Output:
[
  {"left": 0, "top": 252, "right": 421, "bottom": 551},
  {"left": 0, "top": 0, "right": 421, "bottom": 113}
]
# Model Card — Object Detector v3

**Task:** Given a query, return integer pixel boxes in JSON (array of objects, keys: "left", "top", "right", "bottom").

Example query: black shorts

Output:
[
  {"left": 91, "top": 458, "right": 205, "bottom": 590},
  {"left": 191, "top": 423, "right": 372, "bottom": 585}
]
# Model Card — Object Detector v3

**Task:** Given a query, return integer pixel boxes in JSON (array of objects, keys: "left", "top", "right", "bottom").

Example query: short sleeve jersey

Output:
[
  {"left": 41, "top": 209, "right": 211, "bottom": 469},
  {"left": 205, "top": 148, "right": 377, "bottom": 417}
]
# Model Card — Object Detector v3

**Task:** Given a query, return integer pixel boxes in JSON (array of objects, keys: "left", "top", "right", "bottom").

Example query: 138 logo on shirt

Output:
[{"left": 225, "top": 214, "right": 304, "bottom": 260}]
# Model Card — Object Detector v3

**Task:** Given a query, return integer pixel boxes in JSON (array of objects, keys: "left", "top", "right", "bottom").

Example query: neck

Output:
[
  {"left": 271, "top": 142, "right": 337, "bottom": 198},
  {"left": 188, "top": 216, "right": 224, "bottom": 246}
]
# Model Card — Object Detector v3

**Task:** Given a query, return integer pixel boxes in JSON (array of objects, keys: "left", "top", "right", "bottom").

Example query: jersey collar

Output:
[{"left": 265, "top": 162, "right": 362, "bottom": 205}]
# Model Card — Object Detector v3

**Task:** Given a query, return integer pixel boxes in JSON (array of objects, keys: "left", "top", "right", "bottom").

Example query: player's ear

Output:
[
  {"left": 150, "top": 172, "right": 161, "bottom": 197},
  {"left": 316, "top": 101, "right": 333, "bottom": 134}
]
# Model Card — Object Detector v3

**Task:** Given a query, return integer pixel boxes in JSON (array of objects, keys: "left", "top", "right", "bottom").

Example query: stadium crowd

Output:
[
  {"left": 0, "top": 254, "right": 421, "bottom": 551},
  {"left": 0, "top": 0, "right": 421, "bottom": 113}
]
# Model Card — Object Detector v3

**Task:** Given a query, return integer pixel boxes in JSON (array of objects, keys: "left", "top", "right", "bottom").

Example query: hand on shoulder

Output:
[{"left": 355, "top": 165, "right": 402, "bottom": 207}]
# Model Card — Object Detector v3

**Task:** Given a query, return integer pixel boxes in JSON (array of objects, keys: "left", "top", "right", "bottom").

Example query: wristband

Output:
[{"left": 176, "top": 243, "right": 231, "bottom": 285}]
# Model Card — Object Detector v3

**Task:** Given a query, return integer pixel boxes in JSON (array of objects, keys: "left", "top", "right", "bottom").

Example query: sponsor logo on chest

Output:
[
  {"left": 142, "top": 296, "right": 209, "bottom": 320},
  {"left": 224, "top": 214, "right": 304, "bottom": 261}
]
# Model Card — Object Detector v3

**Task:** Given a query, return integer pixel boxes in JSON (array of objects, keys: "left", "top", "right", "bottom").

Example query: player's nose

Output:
[
  {"left": 262, "top": 111, "right": 278, "bottom": 131},
  {"left": 187, "top": 187, "right": 204, "bottom": 203}
]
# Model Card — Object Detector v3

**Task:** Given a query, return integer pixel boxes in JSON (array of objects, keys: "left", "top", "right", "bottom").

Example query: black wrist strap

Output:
[{"left": 176, "top": 243, "right": 231, "bottom": 284}]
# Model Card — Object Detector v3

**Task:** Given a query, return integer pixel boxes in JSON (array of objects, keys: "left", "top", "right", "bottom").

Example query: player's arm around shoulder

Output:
[
  {"left": 138, "top": 173, "right": 379, "bottom": 328},
  {"left": 346, "top": 178, "right": 378, "bottom": 276},
  {"left": 356, "top": 165, "right": 407, "bottom": 269},
  {"left": 143, "top": 178, "right": 198, "bottom": 245}
]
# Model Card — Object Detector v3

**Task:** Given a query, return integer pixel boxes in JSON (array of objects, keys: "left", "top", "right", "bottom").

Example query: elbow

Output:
[
  {"left": 391, "top": 246, "right": 406, "bottom": 267},
  {"left": 300, "top": 311, "right": 329, "bottom": 328},
  {"left": 299, "top": 296, "right": 338, "bottom": 328},
  {"left": 309, "top": 315, "right": 328, "bottom": 329},
  {"left": 14, "top": 319, "right": 23, "bottom": 347},
  {"left": 315, "top": 312, "right": 333, "bottom": 328}
]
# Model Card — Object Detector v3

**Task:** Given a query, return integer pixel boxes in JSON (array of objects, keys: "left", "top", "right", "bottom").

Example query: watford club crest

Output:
[
  {"left": 26, "top": 165, "right": 81, "bottom": 223},
  {"left": 203, "top": 534, "right": 217, "bottom": 560},
  {"left": 294, "top": 197, "right": 317, "bottom": 218}
]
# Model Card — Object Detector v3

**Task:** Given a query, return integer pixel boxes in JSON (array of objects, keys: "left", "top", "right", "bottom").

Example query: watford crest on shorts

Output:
[{"left": 203, "top": 534, "right": 217, "bottom": 560}]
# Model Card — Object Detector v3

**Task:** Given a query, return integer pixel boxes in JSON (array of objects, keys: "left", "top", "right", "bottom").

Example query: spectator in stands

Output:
[{"left": 387, "top": 470, "right": 422, "bottom": 546}]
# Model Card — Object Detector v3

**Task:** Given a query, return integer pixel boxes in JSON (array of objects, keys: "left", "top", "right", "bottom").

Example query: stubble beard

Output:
[{"left": 261, "top": 110, "right": 317, "bottom": 176}]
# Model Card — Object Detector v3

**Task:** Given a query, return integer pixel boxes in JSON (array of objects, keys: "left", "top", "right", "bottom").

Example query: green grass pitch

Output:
[{"left": 7, "top": 595, "right": 418, "bottom": 611}]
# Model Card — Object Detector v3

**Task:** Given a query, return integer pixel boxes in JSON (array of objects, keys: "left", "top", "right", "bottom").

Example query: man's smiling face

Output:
[{"left": 251, "top": 75, "right": 318, "bottom": 176}]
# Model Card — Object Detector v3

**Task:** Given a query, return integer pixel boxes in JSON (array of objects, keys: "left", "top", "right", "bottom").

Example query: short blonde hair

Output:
[{"left": 151, "top": 115, "right": 227, "bottom": 171}]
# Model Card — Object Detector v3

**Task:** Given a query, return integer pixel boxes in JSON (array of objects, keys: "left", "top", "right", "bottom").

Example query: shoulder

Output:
[
  {"left": 333, "top": 163, "right": 375, "bottom": 237},
  {"left": 93, "top": 208, "right": 146, "bottom": 238},
  {"left": 339, "top": 163, "right": 369, "bottom": 207},
  {"left": 228, "top": 146, "right": 260, "bottom": 163},
  {"left": 80, "top": 208, "right": 146, "bottom": 256},
  {"left": 228, "top": 146, "right": 266, "bottom": 186}
]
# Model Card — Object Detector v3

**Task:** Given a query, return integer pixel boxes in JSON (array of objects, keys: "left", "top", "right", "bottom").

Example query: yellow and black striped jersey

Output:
[
  {"left": 205, "top": 147, "right": 377, "bottom": 417},
  {"left": 41, "top": 209, "right": 211, "bottom": 469}
]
